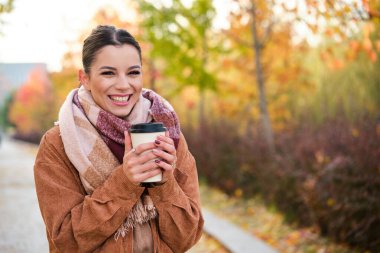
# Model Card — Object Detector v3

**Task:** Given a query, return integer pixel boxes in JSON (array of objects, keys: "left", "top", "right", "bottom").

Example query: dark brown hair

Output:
[{"left": 82, "top": 25, "right": 142, "bottom": 74}]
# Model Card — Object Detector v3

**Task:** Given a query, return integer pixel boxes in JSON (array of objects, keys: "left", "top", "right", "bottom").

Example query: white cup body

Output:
[{"left": 130, "top": 131, "right": 166, "bottom": 183}]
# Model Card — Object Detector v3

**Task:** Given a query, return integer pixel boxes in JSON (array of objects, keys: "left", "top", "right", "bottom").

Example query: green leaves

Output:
[{"left": 138, "top": 0, "right": 218, "bottom": 94}]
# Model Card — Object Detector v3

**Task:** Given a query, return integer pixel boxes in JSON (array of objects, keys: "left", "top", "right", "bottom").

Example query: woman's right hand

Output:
[{"left": 122, "top": 131, "right": 161, "bottom": 184}]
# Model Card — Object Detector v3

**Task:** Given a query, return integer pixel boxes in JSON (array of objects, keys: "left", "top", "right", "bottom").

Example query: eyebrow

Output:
[{"left": 98, "top": 65, "right": 141, "bottom": 71}]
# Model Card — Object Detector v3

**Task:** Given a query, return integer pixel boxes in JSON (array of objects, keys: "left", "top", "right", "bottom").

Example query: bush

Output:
[{"left": 184, "top": 115, "right": 380, "bottom": 251}]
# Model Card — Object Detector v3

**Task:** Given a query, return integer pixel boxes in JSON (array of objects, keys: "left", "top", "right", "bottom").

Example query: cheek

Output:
[
  {"left": 131, "top": 77, "right": 143, "bottom": 89},
  {"left": 93, "top": 79, "right": 112, "bottom": 92}
]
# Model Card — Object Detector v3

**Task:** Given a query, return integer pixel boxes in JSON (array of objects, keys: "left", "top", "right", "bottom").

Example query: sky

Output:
[{"left": 0, "top": 0, "right": 230, "bottom": 72}]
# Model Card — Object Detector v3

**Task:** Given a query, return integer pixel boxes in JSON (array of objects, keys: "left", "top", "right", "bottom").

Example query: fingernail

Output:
[
  {"left": 155, "top": 159, "right": 160, "bottom": 163},
  {"left": 155, "top": 140, "right": 161, "bottom": 145}
]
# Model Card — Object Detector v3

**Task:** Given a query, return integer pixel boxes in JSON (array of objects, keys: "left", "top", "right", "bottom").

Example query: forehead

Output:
[{"left": 92, "top": 44, "right": 141, "bottom": 68}]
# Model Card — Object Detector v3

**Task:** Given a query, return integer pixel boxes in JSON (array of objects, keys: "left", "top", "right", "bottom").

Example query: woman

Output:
[{"left": 34, "top": 25, "right": 203, "bottom": 253}]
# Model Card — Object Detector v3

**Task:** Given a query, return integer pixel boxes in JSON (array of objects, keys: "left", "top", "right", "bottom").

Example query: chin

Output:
[{"left": 113, "top": 110, "right": 133, "bottom": 118}]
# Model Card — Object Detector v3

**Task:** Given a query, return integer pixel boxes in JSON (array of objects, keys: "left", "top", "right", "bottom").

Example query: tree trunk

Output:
[
  {"left": 250, "top": 2, "right": 275, "bottom": 155},
  {"left": 199, "top": 89, "right": 206, "bottom": 129},
  {"left": 199, "top": 30, "right": 208, "bottom": 129}
]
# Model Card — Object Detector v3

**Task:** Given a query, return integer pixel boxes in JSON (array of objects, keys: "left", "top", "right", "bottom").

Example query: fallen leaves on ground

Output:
[
  {"left": 188, "top": 232, "right": 230, "bottom": 253},
  {"left": 199, "top": 183, "right": 363, "bottom": 253}
]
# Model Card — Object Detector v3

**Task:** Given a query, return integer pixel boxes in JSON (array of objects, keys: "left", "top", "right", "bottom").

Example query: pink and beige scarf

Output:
[{"left": 57, "top": 86, "right": 180, "bottom": 239}]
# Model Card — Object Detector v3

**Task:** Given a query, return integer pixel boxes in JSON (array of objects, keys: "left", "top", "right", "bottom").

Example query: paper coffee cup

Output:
[{"left": 129, "top": 122, "right": 167, "bottom": 183}]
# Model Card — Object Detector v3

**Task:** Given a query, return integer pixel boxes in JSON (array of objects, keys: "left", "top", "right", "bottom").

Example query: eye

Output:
[
  {"left": 129, "top": 71, "right": 141, "bottom": 76},
  {"left": 101, "top": 71, "right": 114, "bottom": 76}
]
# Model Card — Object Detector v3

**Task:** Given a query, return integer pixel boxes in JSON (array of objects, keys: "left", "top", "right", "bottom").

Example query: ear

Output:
[{"left": 78, "top": 69, "right": 90, "bottom": 90}]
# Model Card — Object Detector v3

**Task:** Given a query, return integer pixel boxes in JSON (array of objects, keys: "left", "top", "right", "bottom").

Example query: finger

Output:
[
  {"left": 135, "top": 142, "right": 156, "bottom": 155},
  {"left": 135, "top": 150, "right": 159, "bottom": 165},
  {"left": 157, "top": 134, "right": 174, "bottom": 146},
  {"left": 152, "top": 148, "right": 175, "bottom": 163},
  {"left": 154, "top": 139, "right": 176, "bottom": 155},
  {"left": 130, "top": 162, "right": 162, "bottom": 183},
  {"left": 137, "top": 168, "right": 162, "bottom": 183},
  {"left": 130, "top": 160, "right": 160, "bottom": 174},
  {"left": 155, "top": 159, "right": 175, "bottom": 171},
  {"left": 124, "top": 131, "right": 133, "bottom": 151}
]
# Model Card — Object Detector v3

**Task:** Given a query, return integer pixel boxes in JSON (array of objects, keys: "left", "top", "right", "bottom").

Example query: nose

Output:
[{"left": 114, "top": 74, "right": 132, "bottom": 91}]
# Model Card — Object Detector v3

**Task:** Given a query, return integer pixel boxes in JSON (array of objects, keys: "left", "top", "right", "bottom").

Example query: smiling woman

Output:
[{"left": 33, "top": 25, "right": 203, "bottom": 253}]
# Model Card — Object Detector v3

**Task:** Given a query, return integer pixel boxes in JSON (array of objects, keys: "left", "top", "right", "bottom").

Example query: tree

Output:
[
  {"left": 0, "top": 0, "right": 14, "bottom": 33},
  {"left": 0, "top": 0, "right": 13, "bottom": 16},
  {"left": 225, "top": 0, "right": 380, "bottom": 154},
  {"left": 138, "top": 0, "right": 219, "bottom": 127},
  {"left": 8, "top": 67, "right": 55, "bottom": 138}
]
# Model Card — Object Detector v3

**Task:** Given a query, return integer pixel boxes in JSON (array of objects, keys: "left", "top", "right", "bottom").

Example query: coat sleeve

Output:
[
  {"left": 34, "top": 127, "right": 144, "bottom": 252},
  {"left": 147, "top": 133, "right": 204, "bottom": 252}
]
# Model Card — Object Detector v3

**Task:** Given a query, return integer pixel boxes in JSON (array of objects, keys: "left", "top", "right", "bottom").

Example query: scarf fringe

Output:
[{"left": 114, "top": 200, "right": 157, "bottom": 241}]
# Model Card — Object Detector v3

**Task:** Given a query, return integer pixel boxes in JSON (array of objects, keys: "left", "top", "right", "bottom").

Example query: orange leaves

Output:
[
  {"left": 361, "top": 23, "right": 379, "bottom": 63},
  {"left": 234, "top": 188, "right": 243, "bottom": 198},
  {"left": 8, "top": 67, "right": 54, "bottom": 135},
  {"left": 285, "top": 231, "right": 302, "bottom": 246},
  {"left": 350, "top": 40, "right": 360, "bottom": 52},
  {"left": 376, "top": 40, "right": 380, "bottom": 51},
  {"left": 332, "top": 59, "right": 345, "bottom": 70},
  {"left": 363, "top": 38, "right": 373, "bottom": 51}
]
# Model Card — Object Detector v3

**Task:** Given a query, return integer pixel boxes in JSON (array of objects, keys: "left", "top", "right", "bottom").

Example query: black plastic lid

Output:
[{"left": 129, "top": 122, "right": 167, "bottom": 133}]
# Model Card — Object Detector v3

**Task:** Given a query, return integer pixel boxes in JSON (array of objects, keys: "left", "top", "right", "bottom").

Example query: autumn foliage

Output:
[{"left": 8, "top": 67, "right": 55, "bottom": 141}]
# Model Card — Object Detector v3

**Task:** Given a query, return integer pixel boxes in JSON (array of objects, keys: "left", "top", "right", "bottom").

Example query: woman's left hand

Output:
[{"left": 152, "top": 131, "right": 177, "bottom": 173}]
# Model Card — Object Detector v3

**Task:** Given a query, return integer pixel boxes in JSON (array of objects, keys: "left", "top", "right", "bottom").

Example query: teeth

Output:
[{"left": 110, "top": 95, "right": 130, "bottom": 102}]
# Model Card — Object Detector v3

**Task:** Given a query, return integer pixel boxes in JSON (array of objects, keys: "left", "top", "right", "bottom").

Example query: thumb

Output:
[{"left": 124, "top": 131, "right": 133, "bottom": 151}]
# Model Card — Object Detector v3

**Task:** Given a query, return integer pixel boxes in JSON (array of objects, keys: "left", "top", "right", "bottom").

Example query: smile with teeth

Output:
[{"left": 109, "top": 95, "right": 131, "bottom": 102}]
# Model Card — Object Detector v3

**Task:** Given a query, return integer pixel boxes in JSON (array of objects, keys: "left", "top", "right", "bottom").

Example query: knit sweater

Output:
[{"left": 34, "top": 125, "right": 203, "bottom": 252}]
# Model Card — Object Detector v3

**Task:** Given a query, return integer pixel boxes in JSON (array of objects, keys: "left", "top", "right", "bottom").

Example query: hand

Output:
[
  {"left": 122, "top": 131, "right": 161, "bottom": 184},
  {"left": 151, "top": 131, "right": 177, "bottom": 175}
]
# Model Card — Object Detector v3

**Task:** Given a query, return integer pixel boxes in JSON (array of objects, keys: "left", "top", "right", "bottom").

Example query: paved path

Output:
[
  {"left": 0, "top": 136, "right": 49, "bottom": 253},
  {"left": 0, "top": 136, "right": 278, "bottom": 253},
  {"left": 203, "top": 209, "right": 278, "bottom": 253}
]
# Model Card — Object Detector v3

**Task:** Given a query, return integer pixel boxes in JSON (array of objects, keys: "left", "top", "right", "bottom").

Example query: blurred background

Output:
[{"left": 0, "top": 0, "right": 379, "bottom": 252}]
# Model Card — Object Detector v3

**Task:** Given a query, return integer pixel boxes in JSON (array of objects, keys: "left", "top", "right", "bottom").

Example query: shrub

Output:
[{"left": 183, "top": 115, "right": 380, "bottom": 251}]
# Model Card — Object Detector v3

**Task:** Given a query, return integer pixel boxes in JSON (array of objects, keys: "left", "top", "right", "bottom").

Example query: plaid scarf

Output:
[{"left": 58, "top": 86, "right": 180, "bottom": 239}]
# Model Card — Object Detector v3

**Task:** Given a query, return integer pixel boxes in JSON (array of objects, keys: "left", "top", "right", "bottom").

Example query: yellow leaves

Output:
[
  {"left": 247, "top": 206, "right": 255, "bottom": 215},
  {"left": 234, "top": 188, "right": 243, "bottom": 198},
  {"left": 193, "top": 233, "right": 230, "bottom": 253},
  {"left": 342, "top": 5, "right": 352, "bottom": 14},
  {"left": 363, "top": 23, "right": 375, "bottom": 39},
  {"left": 285, "top": 231, "right": 302, "bottom": 246},
  {"left": 327, "top": 198, "right": 336, "bottom": 207}
]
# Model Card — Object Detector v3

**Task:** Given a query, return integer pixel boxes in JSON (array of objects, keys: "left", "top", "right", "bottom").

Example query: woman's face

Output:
[{"left": 81, "top": 44, "right": 142, "bottom": 118}]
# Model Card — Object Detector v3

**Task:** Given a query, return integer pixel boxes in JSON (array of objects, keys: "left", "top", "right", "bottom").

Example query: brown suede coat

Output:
[{"left": 34, "top": 126, "right": 203, "bottom": 253}]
